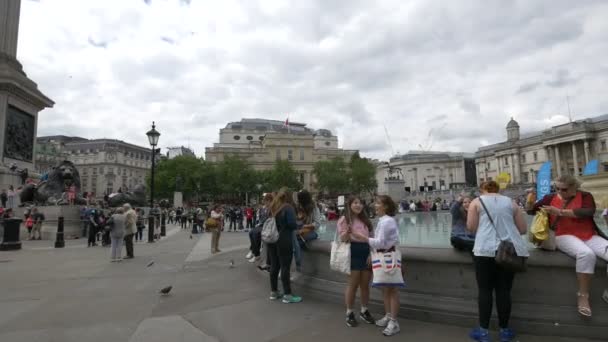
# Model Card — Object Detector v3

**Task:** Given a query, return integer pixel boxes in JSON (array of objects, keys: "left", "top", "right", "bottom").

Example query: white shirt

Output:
[{"left": 368, "top": 215, "right": 400, "bottom": 250}]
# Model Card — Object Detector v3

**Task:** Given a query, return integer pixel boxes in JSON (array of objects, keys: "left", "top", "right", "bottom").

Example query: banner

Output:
[
  {"left": 582, "top": 160, "right": 599, "bottom": 176},
  {"left": 536, "top": 161, "right": 552, "bottom": 200}
]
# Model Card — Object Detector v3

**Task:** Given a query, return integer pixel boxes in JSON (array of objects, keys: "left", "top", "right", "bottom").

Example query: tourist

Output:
[
  {"left": 268, "top": 187, "right": 302, "bottom": 304},
  {"left": 338, "top": 195, "right": 375, "bottom": 328},
  {"left": 88, "top": 210, "right": 100, "bottom": 247},
  {"left": 351, "top": 195, "right": 401, "bottom": 336},
  {"left": 466, "top": 180, "right": 528, "bottom": 342},
  {"left": 208, "top": 205, "right": 223, "bottom": 253},
  {"left": 409, "top": 200, "right": 416, "bottom": 212},
  {"left": 528, "top": 175, "right": 608, "bottom": 318},
  {"left": 135, "top": 208, "right": 145, "bottom": 242},
  {"left": 292, "top": 190, "right": 321, "bottom": 280},
  {"left": 0, "top": 189, "right": 7, "bottom": 208},
  {"left": 123, "top": 203, "right": 136, "bottom": 259},
  {"left": 29, "top": 207, "right": 44, "bottom": 240},
  {"left": 247, "top": 193, "right": 273, "bottom": 263},
  {"left": 25, "top": 213, "right": 34, "bottom": 239},
  {"left": 106, "top": 207, "right": 126, "bottom": 262},
  {"left": 67, "top": 184, "right": 76, "bottom": 205},
  {"left": 450, "top": 195, "right": 475, "bottom": 252},
  {"left": 7, "top": 185, "right": 16, "bottom": 210},
  {"left": 245, "top": 206, "right": 254, "bottom": 231}
]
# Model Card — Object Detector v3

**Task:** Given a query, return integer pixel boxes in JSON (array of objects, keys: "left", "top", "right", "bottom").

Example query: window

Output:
[
  {"left": 233, "top": 135, "right": 241, "bottom": 140},
  {"left": 108, "top": 167, "right": 114, "bottom": 174},
  {"left": 324, "top": 141, "right": 331, "bottom": 146},
  {"left": 93, "top": 168, "right": 97, "bottom": 175},
  {"left": 504, "top": 157, "right": 509, "bottom": 166},
  {"left": 99, "top": 167, "right": 104, "bottom": 174},
  {"left": 288, "top": 149, "right": 293, "bottom": 161},
  {"left": 82, "top": 168, "right": 88, "bottom": 175},
  {"left": 486, "top": 163, "right": 490, "bottom": 170},
  {"left": 106, "top": 182, "right": 113, "bottom": 195},
  {"left": 602, "top": 140, "right": 607, "bottom": 152},
  {"left": 259, "top": 136, "right": 264, "bottom": 141},
  {"left": 246, "top": 136, "right": 253, "bottom": 141},
  {"left": 300, "top": 149, "right": 305, "bottom": 161},
  {"left": 276, "top": 149, "right": 281, "bottom": 161},
  {"left": 82, "top": 178, "right": 88, "bottom": 189},
  {"left": 123, "top": 169, "right": 127, "bottom": 176},
  {"left": 522, "top": 172, "right": 529, "bottom": 183},
  {"left": 533, "top": 152, "right": 538, "bottom": 162},
  {"left": 521, "top": 154, "right": 526, "bottom": 163}
]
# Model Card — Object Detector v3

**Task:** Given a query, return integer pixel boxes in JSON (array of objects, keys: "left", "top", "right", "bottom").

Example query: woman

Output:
[
  {"left": 292, "top": 190, "right": 321, "bottom": 279},
  {"left": 209, "top": 205, "right": 223, "bottom": 254},
  {"left": 106, "top": 208, "right": 126, "bottom": 262},
  {"left": 338, "top": 196, "right": 375, "bottom": 328},
  {"left": 351, "top": 195, "right": 401, "bottom": 337},
  {"left": 247, "top": 193, "right": 273, "bottom": 263},
  {"left": 451, "top": 195, "right": 476, "bottom": 252},
  {"left": 528, "top": 174, "right": 608, "bottom": 318},
  {"left": 466, "top": 181, "right": 528, "bottom": 342},
  {"left": 88, "top": 210, "right": 100, "bottom": 247},
  {"left": 7, "top": 185, "right": 16, "bottom": 210},
  {"left": 268, "top": 187, "right": 302, "bottom": 304}
]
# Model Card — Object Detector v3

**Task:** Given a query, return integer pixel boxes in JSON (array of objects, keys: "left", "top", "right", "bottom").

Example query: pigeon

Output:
[
  {"left": 229, "top": 259, "right": 235, "bottom": 268},
  {"left": 159, "top": 286, "right": 172, "bottom": 295},
  {"left": 146, "top": 261, "right": 155, "bottom": 267},
  {"left": 189, "top": 235, "right": 192, "bottom": 239}
]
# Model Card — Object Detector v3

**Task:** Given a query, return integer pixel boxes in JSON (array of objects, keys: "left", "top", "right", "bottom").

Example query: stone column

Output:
[
  {"left": 0, "top": 0, "right": 20, "bottom": 58},
  {"left": 513, "top": 153, "right": 521, "bottom": 184},
  {"left": 544, "top": 146, "right": 551, "bottom": 162},
  {"left": 555, "top": 144, "right": 562, "bottom": 177},
  {"left": 509, "top": 154, "right": 515, "bottom": 183},
  {"left": 572, "top": 141, "right": 579, "bottom": 175},
  {"left": 584, "top": 140, "right": 590, "bottom": 165}
]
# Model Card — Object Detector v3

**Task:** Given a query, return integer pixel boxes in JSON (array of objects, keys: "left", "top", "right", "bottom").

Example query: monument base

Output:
[{"left": 17, "top": 205, "right": 82, "bottom": 240}]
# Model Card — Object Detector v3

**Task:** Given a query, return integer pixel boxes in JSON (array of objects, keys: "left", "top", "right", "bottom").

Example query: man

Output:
[
  {"left": 0, "top": 189, "right": 7, "bottom": 208},
  {"left": 30, "top": 207, "right": 45, "bottom": 240},
  {"left": 123, "top": 203, "right": 137, "bottom": 259}
]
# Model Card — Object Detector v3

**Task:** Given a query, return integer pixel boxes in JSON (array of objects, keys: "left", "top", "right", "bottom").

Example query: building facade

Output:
[
  {"left": 475, "top": 114, "right": 608, "bottom": 185},
  {"left": 36, "top": 136, "right": 153, "bottom": 197},
  {"left": 205, "top": 118, "right": 356, "bottom": 192},
  {"left": 376, "top": 151, "right": 477, "bottom": 200},
  {"left": 166, "top": 146, "right": 195, "bottom": 159}
]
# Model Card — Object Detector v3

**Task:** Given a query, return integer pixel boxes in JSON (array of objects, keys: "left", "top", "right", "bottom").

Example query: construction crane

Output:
[{"left": 418, "top": 123, "right": 446, "bottom": 152}]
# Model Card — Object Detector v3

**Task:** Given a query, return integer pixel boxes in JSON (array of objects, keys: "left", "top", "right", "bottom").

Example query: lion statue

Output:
[
  {"left": 107, "top": 184, "right": 147, "bottom": 207},
  {"left": 20, "top": 160, "right": 86, "bottom": 205}
]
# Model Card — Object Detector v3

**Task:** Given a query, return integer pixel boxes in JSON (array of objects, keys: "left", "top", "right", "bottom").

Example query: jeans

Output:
[
  {"left": 124, "top": 234, "right": 134, "bottom": 257},
  {"left": 269, "top": 230, "right": 294, "bottom": 295},
  {"left": 135, "top": 228, "right": 144, "bottom": 241},
  {"left": 249, "top": 228, "right": 262, "bottom": 257},
  {"left": 474, "top": 256, "right": 515, "bottom": 329},
  {"left": 88, "top": 225, "right": 97, "bottom": 246},
  {"left": 292, "top": 231, "right": 318, "bottom": 271},
  {"left": 110, "top": 237, "right": 123, "bottom": 260}
]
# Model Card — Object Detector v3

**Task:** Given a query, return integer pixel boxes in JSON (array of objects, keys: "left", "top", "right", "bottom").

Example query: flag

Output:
[
  {"left": 583, "top": 160, "right": 599, "bottom": 176},
  {"left": 536, "top": 161, "right": 552, "bottom": 200},
  {"left": 283, "top": 116, "right": 290, "bottom": 132}
]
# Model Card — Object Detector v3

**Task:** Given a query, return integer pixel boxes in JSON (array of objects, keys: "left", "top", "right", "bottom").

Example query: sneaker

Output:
[
  {"left": 282, "top": 294, "right": 303, "bottom": 304},
  {"left": 602, "top": 289, "right": 608, "bottom": 305},
  {"left": 269, "top": 291, "right": 282, "bottom": 300},
  {"left": 469, "top": 327, "right": 490, "bottom": 342},
  {"left": 359, "top": 310, "right": 375, "bottom": 324},
  {"left": 346, "top": 312, "right": 358, "bottom": 327},
  {"left": 375, "top": 315, "right": 390, "bottom": 327},
  {"left": 499, "top": 328, "right": 515, "bottom": 342},
  {"left": 382, "top": 319, "right": 400, "bottom": 336},
  {"left": 248, "top": 256, "right": 261, "bottom": 263},
  {"left": 245, "top": 251, "right": 253, "bottom": 259}
]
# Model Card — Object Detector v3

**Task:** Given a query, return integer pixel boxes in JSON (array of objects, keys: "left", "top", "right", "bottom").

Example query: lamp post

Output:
[{"left": 146, "top": 122, "right": 160, "bottom": 243}]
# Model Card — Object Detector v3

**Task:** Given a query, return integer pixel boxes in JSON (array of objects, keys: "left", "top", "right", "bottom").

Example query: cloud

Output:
[{"left": 17, "top": 0, "right": 608, "bottom": 161}]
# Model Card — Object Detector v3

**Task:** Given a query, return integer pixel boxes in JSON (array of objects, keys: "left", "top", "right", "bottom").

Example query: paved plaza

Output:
[{"left": 0, "top": 222, "right": 599, "bottom": 342}]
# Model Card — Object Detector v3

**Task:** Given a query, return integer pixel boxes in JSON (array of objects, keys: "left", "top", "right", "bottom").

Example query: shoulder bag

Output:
[{"left": 330, "top": 224, "right": 351, "bottom": 274}]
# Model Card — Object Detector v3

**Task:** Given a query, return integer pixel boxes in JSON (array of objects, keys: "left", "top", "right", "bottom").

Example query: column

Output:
[
  {"left": 555, "top": 144, "right": 562, "bottom": 177},
  {"left": 572, "top": 141, "right": 579, "bottom": 175},
  {"left": 509, "top": 154, "right": 515, "bottom": 183},
  {"left": 513, "top": 153, "right": 521, "bottom": 184},
  {"left": 0, "top": 0, "right": 21, "bottom": 58},
  {"left": 584, "top": 140, "right": 590, "bottom": 165},
  {"left": 544, "top": 146, "right": 551, "bottom": 162}
]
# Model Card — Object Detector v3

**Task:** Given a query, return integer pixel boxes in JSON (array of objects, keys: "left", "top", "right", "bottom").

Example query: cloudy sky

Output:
[{"left": 18, "top": 0, "right": 608, "bottom": 160}]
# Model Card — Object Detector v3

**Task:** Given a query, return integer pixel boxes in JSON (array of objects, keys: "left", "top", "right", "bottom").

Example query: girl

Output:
[
  {"left": 351, "top": 195, "right": 401, "bottom": 336},
  {"left": 338, "top": 196, "right": 375, "bottom": 328}
]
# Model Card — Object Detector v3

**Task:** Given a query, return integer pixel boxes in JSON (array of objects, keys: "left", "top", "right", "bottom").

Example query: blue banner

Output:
[
  {"left": 582, "top": 160, "right": 599, "bottom": 176},
  {"left": 536, "top": 161, "right": 552, "bottom": 200}
]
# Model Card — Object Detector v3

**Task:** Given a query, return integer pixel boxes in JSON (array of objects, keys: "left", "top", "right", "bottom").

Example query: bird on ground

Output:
[
  {"left": 229, "top": 260, "right": 235, "bottom": 268},
  {"left": 146, "top": 261, "right": 155, "bottom": 267},
  {"left": 189, "top": 235, "right": 192, "bottom": 239},
  {"left": 159, "top": 286, "right": 172, "bottom": 295}
]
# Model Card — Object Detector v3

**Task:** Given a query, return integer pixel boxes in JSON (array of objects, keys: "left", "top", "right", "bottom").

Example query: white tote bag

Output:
[
  {"left": 371, "top": 249, "right": 405, "bottom": 288},
  {"left": 330, "top": 228, "right": 351, "bottom": 275}
]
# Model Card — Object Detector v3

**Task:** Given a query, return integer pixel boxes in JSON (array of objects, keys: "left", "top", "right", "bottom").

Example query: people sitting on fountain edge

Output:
[{"left": 450, "top": 194, "right": 476, "bottom": 252}]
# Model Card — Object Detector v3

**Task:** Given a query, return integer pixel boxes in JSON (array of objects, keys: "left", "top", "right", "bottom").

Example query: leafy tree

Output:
[
  {"left": 147, "top": 155, "right": 213, "bottom": 202},
  {"left": 349, "top": 153, "right": 378, "bottom": 196},
  {"left": 268, "top": 160, "right": 301, "bottom": 191},
  {"left": 215, "top": 156, "right": 257, "bottom": 201},
  {"left": 313, "top": 157, "right": 350, "bottom": 196}
]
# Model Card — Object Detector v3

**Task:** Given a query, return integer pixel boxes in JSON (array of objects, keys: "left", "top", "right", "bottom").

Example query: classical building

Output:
[
  {"left": 204, "top": 118, "right": 356, "bottom": 192},
  {"left": 166, "top": 146, "right": 195, "bottom": 159},
  {"left": 376, "top": 151, "right": 477, "bottom": 200},
  {"left": 475, "top": 114, "right": 608, "bottom": 185},
  {"left": 36, "top": 136, "right": 154, "bottom": 197}
]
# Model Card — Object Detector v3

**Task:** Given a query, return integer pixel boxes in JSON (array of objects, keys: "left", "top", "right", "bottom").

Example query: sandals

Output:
[{"left": 577, "top": 292, "right": 592, "bottom": 317}]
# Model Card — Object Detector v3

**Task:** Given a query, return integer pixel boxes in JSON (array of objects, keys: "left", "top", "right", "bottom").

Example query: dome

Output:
[{"left": 506, "top": 117, "right": 519, "bottom": 129}]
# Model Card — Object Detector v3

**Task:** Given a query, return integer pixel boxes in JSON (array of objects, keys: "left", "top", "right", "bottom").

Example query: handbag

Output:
[
  {"left": 205, "top": 217, "right": 218, "bottom": 229},
  {"left": 261, "top": 216, "right": 279, "bottom": 243},
  {"left": 371, "top": 248, "right": 405, "bottom": 287},
  {"left": 479, "top": 198, "right": 527, "bottom": 273},
  {"left": 539, "top": 196, "right": 576, "bottom": 251},
  {"left": 529, "top": 210, "right": 550, "bottom": 243},
  {"left": 330, "top": 226, "right": 351, "bottom": 275}
]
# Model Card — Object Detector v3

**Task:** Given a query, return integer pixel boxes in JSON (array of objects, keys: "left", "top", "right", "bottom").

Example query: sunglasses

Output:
[{"left": 556, "top": 187, "right": 570, "bottom": 192}]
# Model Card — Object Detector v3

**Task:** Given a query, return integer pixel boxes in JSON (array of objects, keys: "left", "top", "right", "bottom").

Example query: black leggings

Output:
[
  {"left": 474, "top": 256, "right": 515, "bottom": 329},
  {"left": 451, "top": 236, "right": 475, "bottom": 252},
  {"left": 268, "top": 231, "right": 294, "bottom": 295}
]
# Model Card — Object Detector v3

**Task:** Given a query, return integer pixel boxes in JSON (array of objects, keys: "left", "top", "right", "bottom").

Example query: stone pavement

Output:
[{"left": 0, "top": 224, "right": 599, "bottom": 341}]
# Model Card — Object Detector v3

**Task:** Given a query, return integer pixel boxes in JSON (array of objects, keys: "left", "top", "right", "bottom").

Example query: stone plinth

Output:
[
  {"left": 385, "top": 179, "right": 405, "bottom": 201},
  {"left": 18, "top": 205, "right": 82, "bottom": 240},
  {"left": 173, "top": 192, "right": 183, "bottom": 208}
]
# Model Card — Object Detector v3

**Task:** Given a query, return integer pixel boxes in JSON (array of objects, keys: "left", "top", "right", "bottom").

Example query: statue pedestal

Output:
[
  {"left": 173, "top": 192, "right": 183, "bottom": 208},
  {"left": 385, "top": 179, "right": 406, "bottom": 202},
  {"left": 18, "top": 206, "right": 82, "bottom": 240}
]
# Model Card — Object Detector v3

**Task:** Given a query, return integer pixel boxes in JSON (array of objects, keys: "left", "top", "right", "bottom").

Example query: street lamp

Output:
[{"left": 146, "top": 121, "right": 160, "bottom": 243}]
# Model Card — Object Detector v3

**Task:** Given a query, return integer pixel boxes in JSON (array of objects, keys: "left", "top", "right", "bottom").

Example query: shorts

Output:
[{"left": 350, "top": 242, "right": 371, "bottom": 271}]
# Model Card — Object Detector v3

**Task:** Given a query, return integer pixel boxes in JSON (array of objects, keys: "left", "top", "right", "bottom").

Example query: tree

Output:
[
  {"left": 215, "top": 156, "right": 257, "bottom": 201},
  {"left": 349, "top": 153, "right": 378, "bottom": 197},
  {"left": 147, "top": 155, "right": 213, "bottom": 202},
  {"left": 313, "top": 157, "right": 350, "bottom": 196},
  {"left": 268, "top": 160, "right": 301, "bottom": 191}
]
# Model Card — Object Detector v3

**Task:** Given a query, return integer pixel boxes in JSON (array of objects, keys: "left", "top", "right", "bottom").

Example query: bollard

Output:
[
  {"left": 148, "top": 216, "right": 155, "bottom": 243},
  {"left": 0, "top": 218, "right": 22, "bottom": 251},
  {"left": 160, "top": 213, "right": 166, "bottom": 237},
  {"left": 54, "top": 216, "right": 65, "bottom": 248}
]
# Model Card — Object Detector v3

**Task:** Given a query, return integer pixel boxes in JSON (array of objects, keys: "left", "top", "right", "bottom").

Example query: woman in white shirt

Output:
[
  {"left": 351, "top": 195, "right": 401, "bottom": 337},
  {"left": 466, "top": 181, "right": 528, "bottom": 342}
]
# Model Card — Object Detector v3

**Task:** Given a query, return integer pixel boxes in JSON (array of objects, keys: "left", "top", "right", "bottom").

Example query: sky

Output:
[{"left": 18, "top": 0, "right": 608, "bottom": 160}]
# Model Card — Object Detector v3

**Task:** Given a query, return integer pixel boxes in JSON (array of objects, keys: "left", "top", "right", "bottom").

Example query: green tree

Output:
[
  {"left": 147, "top": 155, "right": 213, "bottom": 202},
  {"left": 215, "top": 156, "right": 257, "bottom": 201},
  {"left": 313, "top": 157, "right": 350, "bottom": 196},
  {"left": 268, "top": 160, "right": 301, "bottom": 191},
  {"left": 349, "top": 152, "right": 377, "bottom": 196}
]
